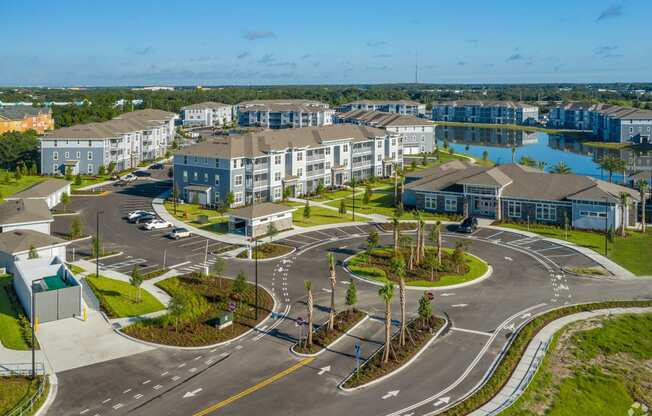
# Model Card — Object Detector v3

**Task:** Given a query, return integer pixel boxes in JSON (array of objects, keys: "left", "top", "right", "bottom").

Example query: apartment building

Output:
[
  {"left": 404, "top": 160, "right": 640, "bottom": 231},
  {"left": 548, "top": 103, "right": 652, "bottom": 143},
  {"left": 333, "top": 109, "right": 435, "bottom": 155},
  {"left": 236, "top": 99, "right": 334, "bottom": 129},
  {"left": 432, "top": 100, "right": 539, "bottom": 125},
  {"left": 40, "top": 109, "right": 177, "bottom": 176},
  {"left": 0, "top": 105, "right": 54, "bottom": 134},
  {"left": 338, "top": 100, "right": 426, "bottom": 117},
  {"left": 173, "top": 125, "right": 402, "bottom": 207},
  {"left": 180, "top": 102, "right": 233, "bottom": 128}
]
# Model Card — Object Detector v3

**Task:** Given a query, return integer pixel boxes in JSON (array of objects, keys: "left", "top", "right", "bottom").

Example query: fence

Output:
[{"left": 2, "top": 362, "right": 48, "bottom": 416}]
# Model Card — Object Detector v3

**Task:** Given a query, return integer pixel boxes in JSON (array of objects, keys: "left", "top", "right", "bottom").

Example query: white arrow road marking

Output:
[
  {"left": 440, "top": 293, "right": 455, "bottom": 297},
  {"left": 318, "top": 365, "right": 331, "bottom": 375},
  {"left": 341, "top": 281, "right": 351, "bottom": 285},
  {"left": 322, "top": 288, "right": 332, "bottom": 293},
  {"left": 504, "top": 323, "right": 516, "bottom": 332},
  {"left": 79, "top": 409, "right": 89, "bottom": 415},
  {"left": 382, "top": 390, "right": 400, "bottom": 399},
  {"left": 521, "top": 313, "right": 532, "bottom": 319},
  {"left": 433, "top": 397, "right": 451, "bottom": 407},
  {"left": 183, "top": 388, "right": 203, "bottom": 399},
  {"left": 134, "top": 394, "right": 143, "bottom": 399},
  {"left": 451, "top": 304, "right": 468, "bottom": 308},
  {"left": 504, "top": 256, "right": 513, "bottom": 261},
  {"left": 112, "top": 403, "right": 123, "bottom": 410}
]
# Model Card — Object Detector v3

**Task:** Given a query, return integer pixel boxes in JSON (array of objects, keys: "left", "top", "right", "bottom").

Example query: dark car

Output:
[
  {"left": 129, "top": 213, "right": 156, "bottom": 224},
  {"left": 150, "top": 163, "right": 164, "bottom": 169},
  {"left": 458, "top": 216, "right": 478, "bottom": 233},
  {"left": 133, "top": 170, "right": 151, "bottom": 177}
]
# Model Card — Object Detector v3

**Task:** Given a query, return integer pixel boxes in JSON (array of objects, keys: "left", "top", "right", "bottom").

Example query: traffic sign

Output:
[
  {"left": 427, "top": 292, "right": 434, "bottom": 301},
  {"left": 297, "top": 316, "right": 304, "bottom": 326},
  {"left": 228, "top": 302, "right": 236, "bottom": 312}
]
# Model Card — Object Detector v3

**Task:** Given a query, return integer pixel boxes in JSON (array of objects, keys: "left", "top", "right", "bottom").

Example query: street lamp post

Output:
[
  {"left": 31, "top": 283, "right": 35, "bottom": 379},
  {"left": 604, "top": 197, "right": 609, "bottom": 256},
  {"left": 254, "top": 237, "right": 259, "bottom": 320},
  {"left": 96, "top": 210, "right": 103, "bottom": 278},
  {"left": 350, "top": 162, "right": 355, "bottom": 221}
]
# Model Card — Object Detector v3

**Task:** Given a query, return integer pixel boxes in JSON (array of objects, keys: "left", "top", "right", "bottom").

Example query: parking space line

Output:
[
  {"left": 178, "top": 239, "right": 210, "bottom": 248},
  {"left": 545, "top": 253, "right": 576, "bottom": 258},
  {"left": 353, "top": 225, "right": 368, "bottom": 234}
]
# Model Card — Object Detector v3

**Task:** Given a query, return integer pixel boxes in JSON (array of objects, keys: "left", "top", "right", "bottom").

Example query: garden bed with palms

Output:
[
  {"left": 348, "top": 246, "right": 488, "bottom": 287},
  {"left": 293, "top": 308, "right": 366, "bottom": 355},
  {"left": 85, "top": 274, "right": 165, "bottom": 318},
  {"left": 122, "top": 273, "right": 273, "bottom": 347},
  {"left": 236, "top": 243, "right": 294, "bottom": 259},
  {"left": 342, "top": 315, "right": 446, "bottom": 388}
]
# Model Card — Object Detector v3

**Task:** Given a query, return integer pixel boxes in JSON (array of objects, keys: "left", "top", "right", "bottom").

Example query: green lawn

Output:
[
  {"left": 164, "top": 201, "right": 228, "bottom": 234},
  {"left": 0, "top": 376, "right": 47, "bottom": 415},
  {"left": 0, "top": 275, "right": 34, "bottom": 350},
  {"left": 286, "top": 201, "right": 356, "bottom": 226},
  {"left": 499, "top": 223, "right": 652, "bottom": 276},
  {"left": 348, "top": 247, "right": 488, "bottom": 287},
  {"left": 85, "top": 275, "right": 165, "bottom": 318},
  {"left": 503, "top": 313, "right": 652, "bottom": 416},
  {"left": 0, "top": 173, "right": 44, "bottom": 202}
]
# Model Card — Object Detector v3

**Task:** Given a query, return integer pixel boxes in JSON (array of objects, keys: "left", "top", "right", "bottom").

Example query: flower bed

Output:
[
  {"left": 343, "top": 316, "right": 446, "bottom": 388},
  {"left": 293, "top": 309, "right": 365, "bottom": 354},
  {"left": 236, "top": 243, "right": 294, "bottom": 259},
  {"left": 122, "top": 274, "right": 273, "bottom": 347}
]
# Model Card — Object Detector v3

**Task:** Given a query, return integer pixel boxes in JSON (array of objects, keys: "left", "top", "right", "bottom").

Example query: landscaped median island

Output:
[
  {"left": 236, "top": 243, "right": 294, "bottom": 259},
  {"left": 0, "top": 275, "right": 38, "bottom": 350},
  {"left": 498, "top": 222, "right": 652, "bottom": 276},
  {"left": 122, "top": 273, "right": 273, "bottom": 347},
  {"left": 0, "top": 376, "right": 49, "bottom": 416},
  {"left": 347, "top": 246, "right": 488, "bottom": 288},
  {"left": 342, "top": 316, "right": 446, "bottom": 389},
  {"left": 502, "top": 312, "right": 652, "bottom": 416},
  {"left": 85, "top": 274, "right": 165, "bottom": 318},
  {"left": 437, "top": 300, "right": 652, "bottom": 416},
  {"left": 292, "top": 309, "right": 366, "bottom": 355}
]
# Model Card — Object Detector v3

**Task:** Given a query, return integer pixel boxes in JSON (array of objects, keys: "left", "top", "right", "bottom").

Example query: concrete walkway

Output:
[{"left": 469, "top": 307, "right": 652, "bottom": 415}]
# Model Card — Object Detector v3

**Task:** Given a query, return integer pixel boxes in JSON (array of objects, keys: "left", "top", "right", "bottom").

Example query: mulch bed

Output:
[
  {"left": 294, "top": 309, "right": 365, "bottom": 354},
  {"left": 379, "top": 223, "right": 417, "bottom": 232},
  {"left": 367, "top": 247, "right": 469, "bottom": 283},
  {"left": 237, "top": 243, "right": 293, "bottom": 259},
  {"left": 122, "top": 274, "right": 274, "bottom": 347},
  {"left": 343, "top": 316, "right": 446, "bottom": 388}
]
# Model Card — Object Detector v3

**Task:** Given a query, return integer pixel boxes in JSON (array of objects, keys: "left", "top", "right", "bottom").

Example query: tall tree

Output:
[
  {"left": 599, "top": 156, "right": 625, "bottom": 183},
  {"left": 327, "top": 253, "right": 337, "bottom": 332},
  {"left": 130, "top": 265, "right": 144, "bottom": 302},
  {"left": 431, "top": 221, "right": 442, "bottom": 265},
  {"left": 304, "top": 280, "right": 314, "bottom": 347},
  {"left": 389, "top": 256, "right": 407, "bottom": 348},
  {"left": 378, "top": 282, "right": 395, "bottom": 364},
  {"left": 637, "top": 179, "right": 649, "bottom": 232},
  {"left": 418, "top": 291, "right": 433, "bottom": 329},
  {"left": 345, "top": 279, "right": 357, "bottom": 308},
  {"left": 60, "top": 192, "right": 70, "bottom": 213},
  {"left": 619, "top": 192, "right": 630, "bottom": 237},
  {"left": 367, "top": 228, "right": 379, "bottom": 254},
  {"left": 392, "top": 211, "right": 401, "bottom": 254}
]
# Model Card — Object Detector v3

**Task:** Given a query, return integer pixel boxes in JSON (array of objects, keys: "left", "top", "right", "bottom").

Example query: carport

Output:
[{"left": 226, "top": 202, "right": 295, "bottom": 238}]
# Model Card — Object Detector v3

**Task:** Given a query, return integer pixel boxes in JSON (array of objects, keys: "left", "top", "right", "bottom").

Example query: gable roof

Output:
[
  {"left": 0, "top": 229, "right": 68, "bottom": 255},
  {"left": 5, "top": 179, "right": 70, "bottom": 200},
  {"left": 237, "top": 99, "right": 330, "bottom": 112},
  {"left": 345, "top": 99, "right": 423, "bottom": 106},
  {"left": 336, "top": 109, "right": 433, "bottom": 127},
  {"left": 181, "top": 102, "right": 230, "bottom": 110},
  {"left": 0, "top": 106, "right": 51, "bottom": 121},
  {"left": 434, "top": 100, "right": 536, "bottom": 109},
  {"left": 0, "top": 199, "right": 52, "bottom": 226},
  {"left": 227, "top": 202, "right": 295, "bottom": 220}
]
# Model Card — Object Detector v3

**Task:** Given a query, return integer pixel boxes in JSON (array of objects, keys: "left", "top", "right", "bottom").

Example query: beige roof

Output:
[
  {"left": 434, "top": 100, "right": 536, "bottom": 109},
  {"left": 5, "top": 179, "right": 70, "bottom": 200},
  {"left": 0, "top": 199, "right": 52, "bottom": 226},
  {"left": 176, "top": 124, "right": 389, "bottom": 159},
  {"left": 237, "top": 99, "right": 330, "bottom": 112},
  {"left": 0, "top": 229, "right": 68, "bottom": 255},
  {"left": 406, "top": 161, "right": 640, "bottom": 204},
  {"left": 0, "top": 106, "right": 51, "bottom": 121},
  {"left": 228, "top": 202, "right": 295, "bottom": 220},
  {"left": 336, "top": 110, "right": 433, "bottom": 127},
  {"left": 44, "top": 109, "right": 176, "bottom": 140},
  {"left": 347, "top": 100, "right": 422, "bottom": 106},
  {"left": 181, "top": 102, "right": 230, "bottom": 110}
]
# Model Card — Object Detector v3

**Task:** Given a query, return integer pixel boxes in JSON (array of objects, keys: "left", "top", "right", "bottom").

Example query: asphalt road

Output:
[{"left": 47, "top": 178, "right": 652, "bottom": 416}]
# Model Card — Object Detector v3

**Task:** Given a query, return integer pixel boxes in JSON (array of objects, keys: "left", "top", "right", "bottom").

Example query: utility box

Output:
[
  {"left": 197, "top": 215, "right": 209, "bottom": 224},
  {"left": 214, "top": 311, "right": 233, "bottom": 330}
]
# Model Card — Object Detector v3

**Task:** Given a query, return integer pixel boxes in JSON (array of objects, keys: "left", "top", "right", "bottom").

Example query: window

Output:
[
  {"left": 536, "top": 203, "right": 556, "bottom": 221},
  {"left": 297, "top": 168, "right": 303, "bottom": 176},
  {"left": 234, "top": 192, "right": 244, "bottom": 204},
  {"left": 215, "top": 175, "right": 220, "bottom": 185},
  {"left": 234, "top": 175, "right": 243, "bottom": 186},
  {"left": 296, "top": 183, "right": 303, "bottom": 195},
  {"left": 275, "top": 155, "right": 282, "bottom": 165},
  {"left": 275, "top": 171, "right": 281, "bottom": 181},
  {"left": 193, "top": 172, "right": 198, "bottom": 181},
  {"left": 53, "top": 151, "right": 58, "bottom": 161},
  {"left": 377, "top": 154, "right": 382, "bottom": 162},
  {"left": 325, "top": 147, "right": 331, "bottom": 155},
  {"left": 377, "top": 141, "right": 382, "bottom": 148},
  {"left": 87, "top": 164, "right": 94, "bottom": 174},
  {"left": 233, "top": 159, "right": 238, "bottom": 168},
  {"left": 391, "top": 138, "right": 396, "bottom": 146},
  {"left": 215, "top": 159, "right": 220, "bottom": 168},
  {"left": 325, "top": 161, "right": 331, "bottom": 169},
  {"left": 204, "top": 173, "right": 208, "bottom": 182},
  {"left": 425, "top": 195, "right": 437, "bottom": 210},
  {"left": 76, "top": 151, "right": 81, "bottom": 159},
  {"left": 445, "top": 197, "right": 457, "bottom": 212},
  {"left": 273, "top": 188, "right": 282, "bottom": 200},
  {"left": 296, "top": 152, "right": 303, "bottom": 161},
  {"left": 507, "top": 201, "right": 522, "bottom": 218},
  {"left": 87, "top": 151, "right": 93, "bottom": 160},
  {"left": 52, "top": 164, "right": 59, "bottom": 173},
  {"left": 580, "top": 210, "right": 607, "bottom": 218},
  {"left": 343, "top": 144, "right": 348, "bottom": 152},
  {"left": 183, "top": 170, "right": 188, "bottom": 182},
  {"left": 64, "top": 151, "right": 69, "bottom": 159}
]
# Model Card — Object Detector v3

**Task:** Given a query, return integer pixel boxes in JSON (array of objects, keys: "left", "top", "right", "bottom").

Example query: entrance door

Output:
[{"left": 473, "top": 198, "right": 496, "bottom": 217}]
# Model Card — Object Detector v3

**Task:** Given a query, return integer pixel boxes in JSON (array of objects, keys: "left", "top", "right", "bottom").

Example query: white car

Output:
[
  {"left": 122, "top": 173, "right": 137, "bottom": 182},
  {"left": 142, "top": 219, "right": 172, "bottom": 230},
  {"left": 168, "top": 227, "right": 191, "bottom": 240},
  {"left": 127, "top": 210, "right": 154, "bottom": 221}
]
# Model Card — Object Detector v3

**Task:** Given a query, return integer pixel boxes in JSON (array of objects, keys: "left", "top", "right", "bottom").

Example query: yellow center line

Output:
[{"left": 193, "top": 357, "right": 315, "bottom": 416}]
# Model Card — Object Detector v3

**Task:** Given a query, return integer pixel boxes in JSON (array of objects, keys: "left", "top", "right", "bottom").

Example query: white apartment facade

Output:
[{"left": 181, "top": 102, "right": 233, "bottom": 128}]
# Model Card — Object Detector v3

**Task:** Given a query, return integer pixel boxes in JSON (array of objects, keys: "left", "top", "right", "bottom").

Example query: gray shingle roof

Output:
[
  {"left": 434, "top": 100, "right": 536, "bottom": 109},
  {"left": 346, "top": 100, "right": 422, "bottom": 106},
  {"left": 0, "top": 106, "right": 51, "bottom": 121},
  {"left": 227, "top": 202, "right": 295, "bottom": 220},
  {"left": 5, "top": 179, "right": 70, "bottom": 200},
  {"left": 181, "top": 102, "right": 230, "bottom": 110},
  {"left": 336, "top": 110, "right": 433, "bottom": 127},
  {"left": 237, "top": 99, "right": 330, "bottom": 112},
  {"left": 0, "top": 199, "right": 52, "bottom": 226},
  {"left": 0, "top": 229, "right": 67, "bottom": 255}
]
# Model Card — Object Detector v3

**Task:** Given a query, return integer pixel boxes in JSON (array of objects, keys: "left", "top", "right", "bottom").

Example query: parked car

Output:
[
  {"left": 122, "top": 173, "right": 137, "bottom": 182},
  {"left": 150, "top": 163, "right": 164, "bottom": 169},
  {"left": 142, "top": 219, "right": 172, "bottom": 230},
  {"left": 168, "top": 227, "right": 191, "bottom": 240},
  {"left": 133, "top": 170, "right": 151, "bottom": 177},
  {"left": 130, "top": 213, "right": 156, "bottom": 224},
  {"left": 458, "top": 216, "right": 478, "bottom": 233},
  {"left": 126, "top": 210, "right": 154, "bottom": 221}
]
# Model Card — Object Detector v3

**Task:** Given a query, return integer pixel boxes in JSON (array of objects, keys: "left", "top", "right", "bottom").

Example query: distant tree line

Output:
[{"left": 0, "top": 130, "right": 40, "bottom": 171}]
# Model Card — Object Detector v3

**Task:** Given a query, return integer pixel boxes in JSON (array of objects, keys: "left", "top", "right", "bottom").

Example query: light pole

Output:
[
  {"left": 254, "top": 237, "right": 259, "bottom": 320},
  {"left": 350, "top": 162, "right": 355, "bottom": 221},
  {"left": 96, "top": 210, "right": 103, "bottom": 278},
  {"left": 604, "top": 196, "right": 609, "bottom": 256},
  {"left": 31, "top": 283, "right": 36, "bottom": 379}
]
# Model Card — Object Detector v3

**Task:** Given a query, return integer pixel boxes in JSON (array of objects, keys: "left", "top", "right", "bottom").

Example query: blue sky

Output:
[{"left": 2, "top": 0, "right": 650, "bottom": 86}]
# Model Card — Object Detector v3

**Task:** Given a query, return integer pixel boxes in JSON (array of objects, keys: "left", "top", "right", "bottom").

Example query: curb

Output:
[
  {"left": 338, "top": 315, "right": 449, "bottom": 392},
  {"left": 86, "top": 251, "right": 124, "bottom": 262},
  {"left": 342, "top": 253, "right": 493, "bottom": 291},
  {"left": 290, "top": 314, "right": 370, "bottom": 358},
  {"left": 33, "top": 373, "right": 57, "bottom": 416},
  {"left": 112, "top": 282, "right": 278, "bottom": 351}
]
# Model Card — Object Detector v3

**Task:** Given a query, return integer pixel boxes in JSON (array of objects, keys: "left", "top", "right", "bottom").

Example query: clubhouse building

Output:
[{"left": 404, "top": 160, "right": 639, "bottom": 231}]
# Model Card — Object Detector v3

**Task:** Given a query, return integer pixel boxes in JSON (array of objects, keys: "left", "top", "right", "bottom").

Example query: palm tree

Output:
[
  {"left": 414, "top": 211, "right": 422, "bottom": 265},
  {"left": 637, "top": 179, "right": 649, "bottom": 232},
  {"left": 378, "top": 282, "right": 395, "bottom": 364},
  {"left": 599, "top": 156, "right": 626, "bottom": 183},
  {"left": 619, "top": 192, "right": 630, "bottom": 237},
  {"left": 511, "top": 145, "right": 516, "bottom": 163},
  {"left": 304, "top": 280, "right": 314, "bottom": 347},
  {"left": 327, "top": 253, "right": 337, "bottom": 332},
  {"left": 392, "top": 212, "right": 400, "bottom": 254},
  {"left": 551, "top": 161, "right": 572, "bottom": 174},
  {"left": 434, "top": 221, "right": 442, "bottom": 265}
]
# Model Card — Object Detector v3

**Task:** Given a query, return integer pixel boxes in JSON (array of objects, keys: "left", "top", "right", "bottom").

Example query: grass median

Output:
[
  {"left": 0, "top": 376, "right": 48, "bottom": 416},
  {"left": 85, "top": 274, "right": 165, "bottom": 318},
  {"left": 0, "top": 275, "right": 37, "bottom": 350}
]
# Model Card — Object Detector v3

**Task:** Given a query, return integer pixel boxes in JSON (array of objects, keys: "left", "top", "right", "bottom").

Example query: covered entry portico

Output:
[{"left": 184, "top": 184, "right": 212, "bottom": 206}]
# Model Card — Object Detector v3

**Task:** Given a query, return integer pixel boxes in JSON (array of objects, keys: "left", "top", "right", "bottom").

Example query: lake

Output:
[{"left": 435, "top": 126, "right": 652, "bottom": 182}]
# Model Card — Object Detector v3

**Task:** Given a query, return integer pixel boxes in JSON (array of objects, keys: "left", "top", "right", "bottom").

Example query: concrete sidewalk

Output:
[{"left": 468, "top": 306, "right": 652, "bottom": 416}]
